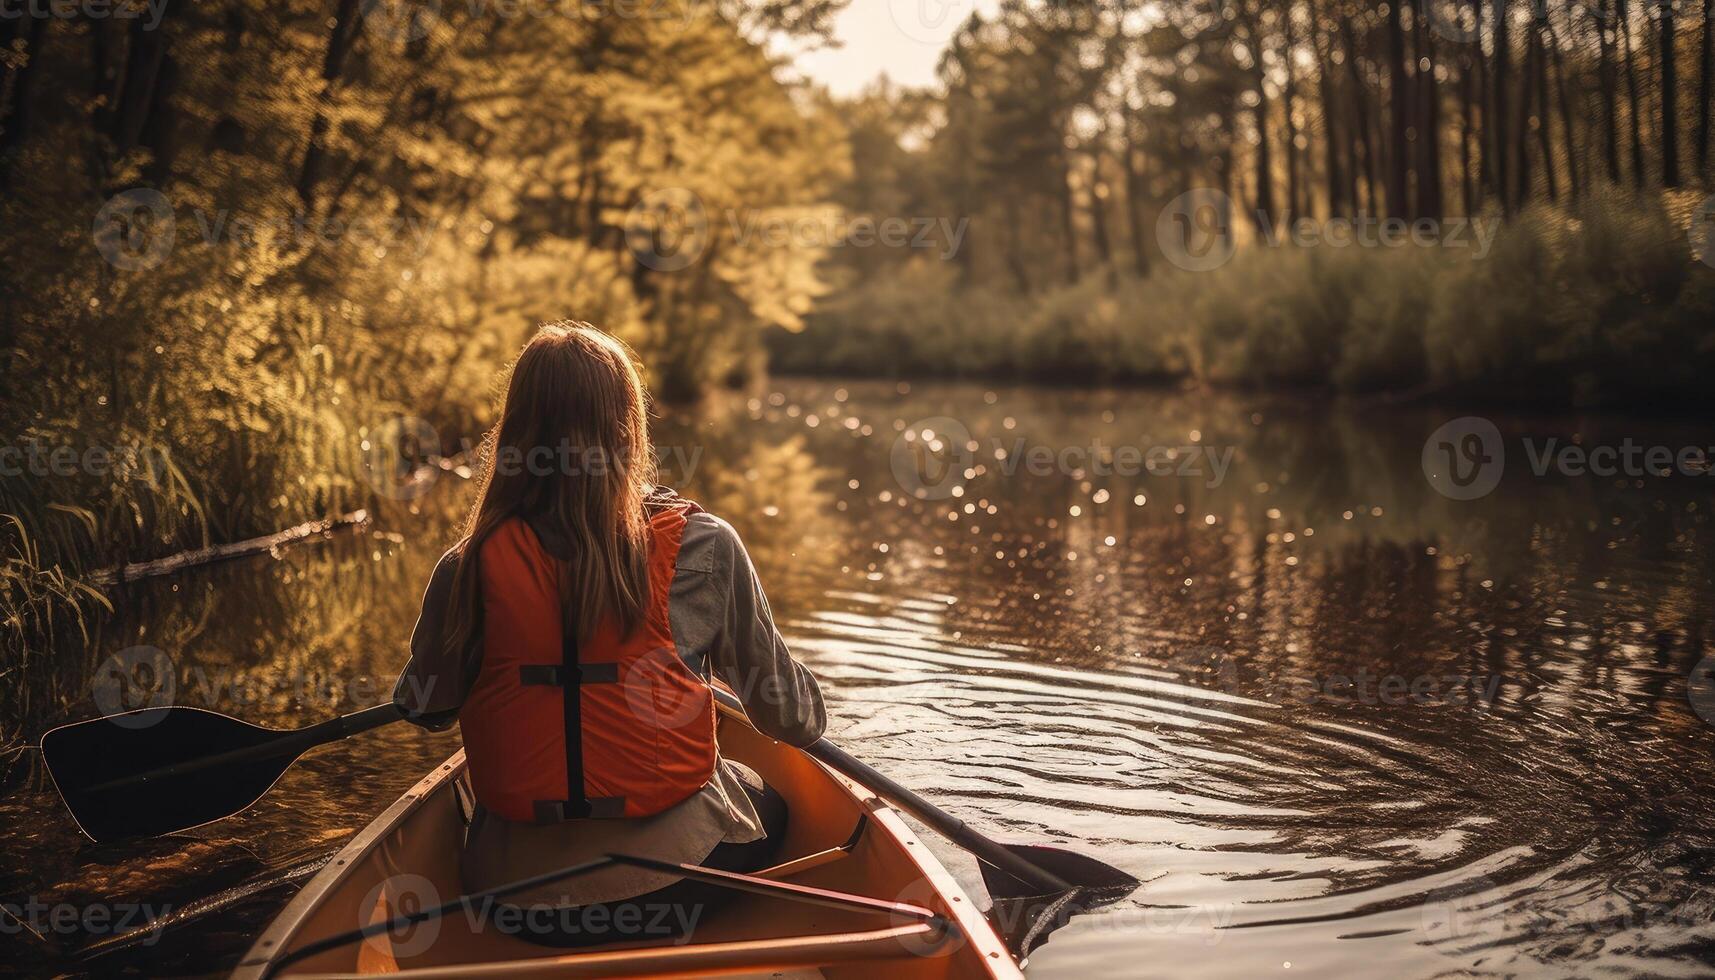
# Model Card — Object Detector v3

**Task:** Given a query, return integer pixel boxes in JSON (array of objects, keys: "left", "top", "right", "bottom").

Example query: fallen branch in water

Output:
[{"left": 87, "top": 510, "right": 370, "bottom": 587}]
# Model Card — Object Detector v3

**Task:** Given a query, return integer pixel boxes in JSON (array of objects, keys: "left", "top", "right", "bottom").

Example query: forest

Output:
[
  {"left": 0, "top": 0, "right": 849, "bottom": 753},
  {"left": 778, "top": 0, "right": 1715, "bottom": 401},
  {"left": 2, "top": 0, "right": 1712, "bottom": 752}
]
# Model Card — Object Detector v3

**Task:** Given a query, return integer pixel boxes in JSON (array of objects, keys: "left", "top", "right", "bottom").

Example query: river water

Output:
[{"left": 4, "top": 378, "right": 1714, "bottom": 977}]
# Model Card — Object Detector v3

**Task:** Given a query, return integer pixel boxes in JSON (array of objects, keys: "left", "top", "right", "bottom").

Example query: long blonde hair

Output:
[{"left": 443, "top": 322, "right": 658, "bottom": 659}]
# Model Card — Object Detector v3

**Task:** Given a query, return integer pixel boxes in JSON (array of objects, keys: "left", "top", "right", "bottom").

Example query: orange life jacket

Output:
[{"left": 459, "top": 499, "right": 716, "bottom": 823}]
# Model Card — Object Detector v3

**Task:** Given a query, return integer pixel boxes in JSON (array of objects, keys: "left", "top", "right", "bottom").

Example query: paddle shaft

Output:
[
  {"left": 710, "top": 690, "right": 1072, "bottom": 894},
  {"left": 85, "top": 703, "right": 404, "bottom": 793},
  {"left": 83, "top": 694, "right": 1073, "bottom": 893}
]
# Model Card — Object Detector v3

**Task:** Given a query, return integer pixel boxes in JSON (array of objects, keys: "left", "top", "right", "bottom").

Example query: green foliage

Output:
[
  {"left": 0, "top": 0, "right": 847, "bottom": 745},
  {"left": 783, "top": 189, "right": 1715, "bottom": 406}
]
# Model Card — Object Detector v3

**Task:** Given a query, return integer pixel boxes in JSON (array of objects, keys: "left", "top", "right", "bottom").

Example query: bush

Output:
[{"left": 782, "top": 188, "right": 1715, "bottom": 407}]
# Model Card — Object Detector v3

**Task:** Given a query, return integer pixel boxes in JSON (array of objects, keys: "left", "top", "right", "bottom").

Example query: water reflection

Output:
[{"left": 3, "top": 378, "right": 1713, "bottom": 977}]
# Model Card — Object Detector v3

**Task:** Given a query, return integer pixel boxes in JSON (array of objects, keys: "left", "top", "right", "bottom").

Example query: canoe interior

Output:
[{"left": 234, "top": 712, "right": 1019, "bottom": 979}]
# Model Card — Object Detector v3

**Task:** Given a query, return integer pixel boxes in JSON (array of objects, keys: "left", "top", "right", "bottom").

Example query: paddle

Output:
[
  {"left": 707, "top": 688, "right": 1138, "bottom": 901},
  {"left": 45, "top": 695, "right": 1137, "bottom": 907},
  {"left": 41, "top": 703, "right": 402, "bottom": 843}
]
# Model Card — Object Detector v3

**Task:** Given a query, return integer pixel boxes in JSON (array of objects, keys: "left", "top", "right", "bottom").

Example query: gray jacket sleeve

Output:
[
  {"left": 671, "top": 512, "right": 827, "bottom": 747},
  {"left": 391, "top": 548, "right": 469, "bottom": 732}
]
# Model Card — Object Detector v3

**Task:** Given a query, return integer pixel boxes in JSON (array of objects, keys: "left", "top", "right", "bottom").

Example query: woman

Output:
[{"left": 392, "top": 321, "right": 825, "bottom": 948}]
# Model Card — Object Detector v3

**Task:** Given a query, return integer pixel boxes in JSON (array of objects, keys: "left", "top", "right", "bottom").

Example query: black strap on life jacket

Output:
[{"left": 521, "top": 607, "right": 624, "bottom": 824}]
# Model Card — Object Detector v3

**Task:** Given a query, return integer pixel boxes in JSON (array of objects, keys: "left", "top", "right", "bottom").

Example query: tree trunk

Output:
[
  {"left": 1514, "top": 14, "right": 1539, "bottom": 204},
  {"left": 1460, "top": 25, "right": 1478, "bottom": 213},
  {"left": 1698, "top": 0, "right": 1713, "bottom": 171},
  {"left": 1057, "top": 152, "right": 1080, "bottom": 285},
  {"left": 1283, "top": 0, "right": 1303, "bottom": 217},
  {"left": 1417, "top": 3, "right": 1445, "bottom": 220},
  {"left": 1240, "top": 0, "right": 1277, "bottom": 228},
  {"left": 1386, "top": 0, "right": 1414, "bottom": 217},
  {"left": 1621, "top": 0, "right": 1647, "bottom": 186},
  {"left": 110, "top": 14, "right": 176, "bottom": 160},
  {"left": 1532, "top": 9, "right": 1559, "bottom": 201},
  {"left": 1472, "top": 0, "right": 1495, "bottom": 207},
  {"left": 1493, "top": 0, "right": 1515, "bottom": 211},
  {"left": 1661, "top": 0, "right": 1681, "bottom": 186},
  {"left": 1342, "top": 15, "right": 1382, "bottom": 214},
  {"left": 1312, "top": 0, "right": 1351, "bottom": 216},
  {"left": 298, "top": 0, "right": 367, "bottom": 210},
  {"left": 1122, "top": 137, "right": 1152, "bottom": 277},
  {"left": 1598, "top": 0, "right": 1623, "bottom": 182},
  {"left": 1547, "top": 10, "right": 1581, "bottom": 199},
  {"left": 0, "top": 16, "right": 43, "bottom": 185}
]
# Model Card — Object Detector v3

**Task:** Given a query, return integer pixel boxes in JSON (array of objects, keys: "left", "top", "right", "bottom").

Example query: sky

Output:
[{"left": 783, "top": 0, "right": 1001, "bottom": 97}]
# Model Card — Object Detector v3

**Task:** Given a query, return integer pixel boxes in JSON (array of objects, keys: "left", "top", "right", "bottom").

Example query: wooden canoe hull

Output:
[{"left": 232, "top": 710, "right": 1020, "bottom": 979}]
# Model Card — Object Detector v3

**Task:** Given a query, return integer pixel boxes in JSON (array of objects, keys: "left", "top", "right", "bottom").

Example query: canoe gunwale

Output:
[
  {"left": 233, "top": 726, "right": 1022, "bottom": 979},
  {"left": 264, "top": 921, "right": 955, "bottom": 979}
]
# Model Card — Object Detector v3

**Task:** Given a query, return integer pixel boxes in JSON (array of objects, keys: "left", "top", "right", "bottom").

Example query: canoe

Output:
[{"left": 232, "top": 699, "right": 1022, "bottom": 979}]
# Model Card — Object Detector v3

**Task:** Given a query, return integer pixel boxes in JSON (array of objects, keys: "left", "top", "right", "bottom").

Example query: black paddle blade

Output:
[
  {"left": 41, "top": 707, "right": 293, "bottom": 843},
  {"left": 981, "top": 844, "right": 1140, "bottom": 960},
  {"left": 978, "top": 842, "right": 1140, "bottom": 901}
]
